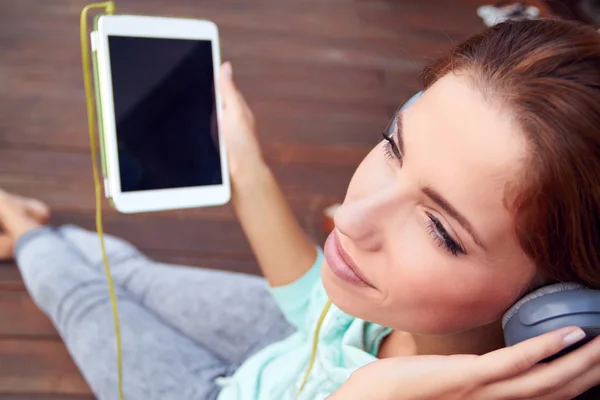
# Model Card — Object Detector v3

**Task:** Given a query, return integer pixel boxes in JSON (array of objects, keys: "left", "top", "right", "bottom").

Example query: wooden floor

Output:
[{"left": 0, "top": 0, "right": 489, "bottom": 398}]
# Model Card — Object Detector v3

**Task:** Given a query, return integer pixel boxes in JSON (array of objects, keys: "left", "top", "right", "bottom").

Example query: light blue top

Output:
[{"left": 215, "top": 247, "right": 392, "bottom": 399}]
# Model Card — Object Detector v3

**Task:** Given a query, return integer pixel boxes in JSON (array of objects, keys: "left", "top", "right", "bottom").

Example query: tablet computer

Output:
[{"left": 91, "top": 15, "right": 230, "bottom": 213}]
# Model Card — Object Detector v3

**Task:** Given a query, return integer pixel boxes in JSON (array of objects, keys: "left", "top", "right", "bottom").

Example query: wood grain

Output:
[
  {"left": 0, "top": 291, "right": 56, "bottom": 337},
  {"left": 0, "top": 339, "right": 92, "bottom": 396}
]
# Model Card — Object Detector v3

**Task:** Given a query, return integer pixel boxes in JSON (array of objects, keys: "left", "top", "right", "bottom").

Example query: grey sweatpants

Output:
[{"left": 15, "top": 225, "right": 294, "bottom": 400}]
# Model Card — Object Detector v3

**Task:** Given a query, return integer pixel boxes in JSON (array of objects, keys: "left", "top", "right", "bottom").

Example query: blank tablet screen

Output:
[{"left": 108, "top": 36, "right": 222, "bottom": 192}]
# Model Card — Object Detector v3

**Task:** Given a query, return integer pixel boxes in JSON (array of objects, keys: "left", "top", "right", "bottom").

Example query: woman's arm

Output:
[
  {"left": 219, "top": 63, "right": 317, "bottom": 286},
  {"left": 231, "top": 162, "right": 317, "bottom": 287}
]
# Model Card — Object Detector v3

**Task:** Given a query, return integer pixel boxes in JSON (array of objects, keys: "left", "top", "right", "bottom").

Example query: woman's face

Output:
[{"left": 322, "top": 72, "right": 537, "bottom": 334}]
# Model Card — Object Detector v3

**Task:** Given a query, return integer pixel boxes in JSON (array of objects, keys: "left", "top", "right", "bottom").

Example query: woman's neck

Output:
[{"left": 377, "top": 320, "right": 506, "bottom": 358}]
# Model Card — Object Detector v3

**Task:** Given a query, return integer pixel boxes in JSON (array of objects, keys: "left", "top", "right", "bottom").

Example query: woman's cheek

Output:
[
  {"left": 378, "top": 223, "right": 477, "bottom": 325},
  {"left": 384, "top": 259, "right": 501, "bottom": 331},
  {"left": 384, "top": 235, "right": 442, "bottom": 304}
]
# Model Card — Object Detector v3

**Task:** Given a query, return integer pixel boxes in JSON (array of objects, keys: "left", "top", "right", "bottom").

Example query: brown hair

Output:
[{"left": 422, "top": 19, "right": 600, "bottom": 290}]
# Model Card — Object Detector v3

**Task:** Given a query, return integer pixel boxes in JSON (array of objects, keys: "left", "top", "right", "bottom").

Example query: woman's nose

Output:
[{"left": 334, "top": 185, "right": 401, "bottom": 252}]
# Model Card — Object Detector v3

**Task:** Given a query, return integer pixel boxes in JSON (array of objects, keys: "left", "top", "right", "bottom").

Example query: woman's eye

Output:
[
  {"left": 424, "top": 212, "right": 466, "bottom": 256},
  {"left": 382, "top": 132, "right": 402, "bottom": 161}
]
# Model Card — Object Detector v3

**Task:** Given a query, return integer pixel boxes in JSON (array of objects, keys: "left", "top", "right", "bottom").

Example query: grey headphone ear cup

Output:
[{"left": 502, "top": 282, "right": 585, "bottom": 329}]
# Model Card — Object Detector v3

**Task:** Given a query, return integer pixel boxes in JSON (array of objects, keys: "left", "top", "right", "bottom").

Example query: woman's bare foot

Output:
[
  {"left": 0, "top": 235, "right": 12, "bottom": 261},
  {"left": 0, "top": 189, "right": 50, "bottom": 260}
]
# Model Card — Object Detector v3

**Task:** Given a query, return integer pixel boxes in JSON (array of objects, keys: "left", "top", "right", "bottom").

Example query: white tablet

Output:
[{"left": 91, "top": 15, "right": 230, "bottom": 213}]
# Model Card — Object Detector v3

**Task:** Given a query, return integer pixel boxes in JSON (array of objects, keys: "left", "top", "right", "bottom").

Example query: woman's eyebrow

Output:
[
  {"left": 421, "top": 186, "right": 487, "bottom": 251},
  {"left": 392, "top": 112, "right": 405, "bottom": 160}
]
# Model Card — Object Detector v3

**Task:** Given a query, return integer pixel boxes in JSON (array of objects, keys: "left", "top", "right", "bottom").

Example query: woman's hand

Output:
[
  {"left": 218, "top": 62, "right": 265, "bottom": 183},
  {"left": 329, "top": 326, "right": 600, "bottom": 400}
]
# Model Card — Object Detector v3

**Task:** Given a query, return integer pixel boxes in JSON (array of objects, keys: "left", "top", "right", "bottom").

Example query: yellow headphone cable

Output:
[{"left": 80, "top": 2, "right": 123, "bottom": 400}]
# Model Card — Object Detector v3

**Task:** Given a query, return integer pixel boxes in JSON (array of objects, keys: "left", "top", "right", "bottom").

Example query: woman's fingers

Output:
[
  {"left": 527, "top": 336, "right": 600, "bottom": 400},
  {"left": 218, "top": 62, "right": 237, "bottom": 108},
  {"left": 216, "top": 62, "right": 262, "bottom": 178},
  {"left": 532, "top": 364, "right": 600, "bottom": 400},
  {"left": 219, "top": 62, "right": 248, "bottom": 111},
  {"left": 218, "top": 62, "right": 255, "bottom": 125},
  {"left": 22, "top": 198, "right": 50, "bottom": 223},
  {"left": 476, "top": 326, "right": 586, "bottom": 381},
  {"left": 485, "top": 336, "right": 600, "bottom": 399},
  {"left": 542, "top": 360, "right": 600, "bottom": 400}
]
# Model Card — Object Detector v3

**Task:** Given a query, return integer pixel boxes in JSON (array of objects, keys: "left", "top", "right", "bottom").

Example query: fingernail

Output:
[
  {"left": 563, "top": 328, "right": 586, "bottom": 347},
  {"left": 223, "top": 62, "right": 232, "bottom": 78}
]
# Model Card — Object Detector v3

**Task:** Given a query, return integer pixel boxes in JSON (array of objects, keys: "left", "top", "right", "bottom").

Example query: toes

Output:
[
  {"left": 0, "top": 193, "right": 45, "bottom": 242},
  {"left": 24, "top": 199, "right": 51, "bottom": 222},
  {"left": 0, "top": 191, "right": 20, "bottom": 220},
  {"left": 0, "top": 234, "right": 13, "bottom": 260},
  {"left": 3, "top": 192, "right": 51, "bottom": 223}
]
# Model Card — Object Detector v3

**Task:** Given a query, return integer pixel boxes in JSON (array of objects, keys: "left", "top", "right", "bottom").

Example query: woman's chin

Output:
[{"left": 321, "top": 263, "right": 377, "bottom": 321}]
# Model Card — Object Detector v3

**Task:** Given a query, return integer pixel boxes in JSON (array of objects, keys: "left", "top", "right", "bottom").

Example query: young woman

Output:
[{"left": 2, "top": 18, "right": 600, "bottom": 400}]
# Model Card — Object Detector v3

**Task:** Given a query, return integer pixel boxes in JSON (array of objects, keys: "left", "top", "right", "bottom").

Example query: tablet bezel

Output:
[{"left": 95, "top": 15, "right": 230, "bottom": 213}]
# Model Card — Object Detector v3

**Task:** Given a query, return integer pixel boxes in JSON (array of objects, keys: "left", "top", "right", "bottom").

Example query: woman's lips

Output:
[{"left": 324, "top": 230, "right": 375, "bottom": 288}]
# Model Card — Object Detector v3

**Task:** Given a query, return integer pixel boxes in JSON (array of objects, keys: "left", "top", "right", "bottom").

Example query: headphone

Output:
[{"left": 502, "top": 283, "right": 600, "bottom": 361}]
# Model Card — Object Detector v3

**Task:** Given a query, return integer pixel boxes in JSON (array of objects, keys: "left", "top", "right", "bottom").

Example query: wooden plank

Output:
[
  {"left": 0, "top": 144, "right": 370, "bottom": 176},
  {"left": 0, "top": 339, "right": 92, "bottom": 396},
  {"left": 355, "top": 0, "right": 486, "bottom": 41},
  {"left": 3, "top": 0, "right": 354, "bottom": 22},
  {"left": 231, "top": 59, "right": 386, "bottom": 105},
  {"left": 0, "top": 264, "right": 23, "bottom": 291},
  {"left": 1, "top": 0, "right": 468, "bottom": 43},
  {"left": 0, "top": 291, "right": 56, "bottom": 337},
  {"left": 0, "top": 149, "right": 88, "bottom": 179}
]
